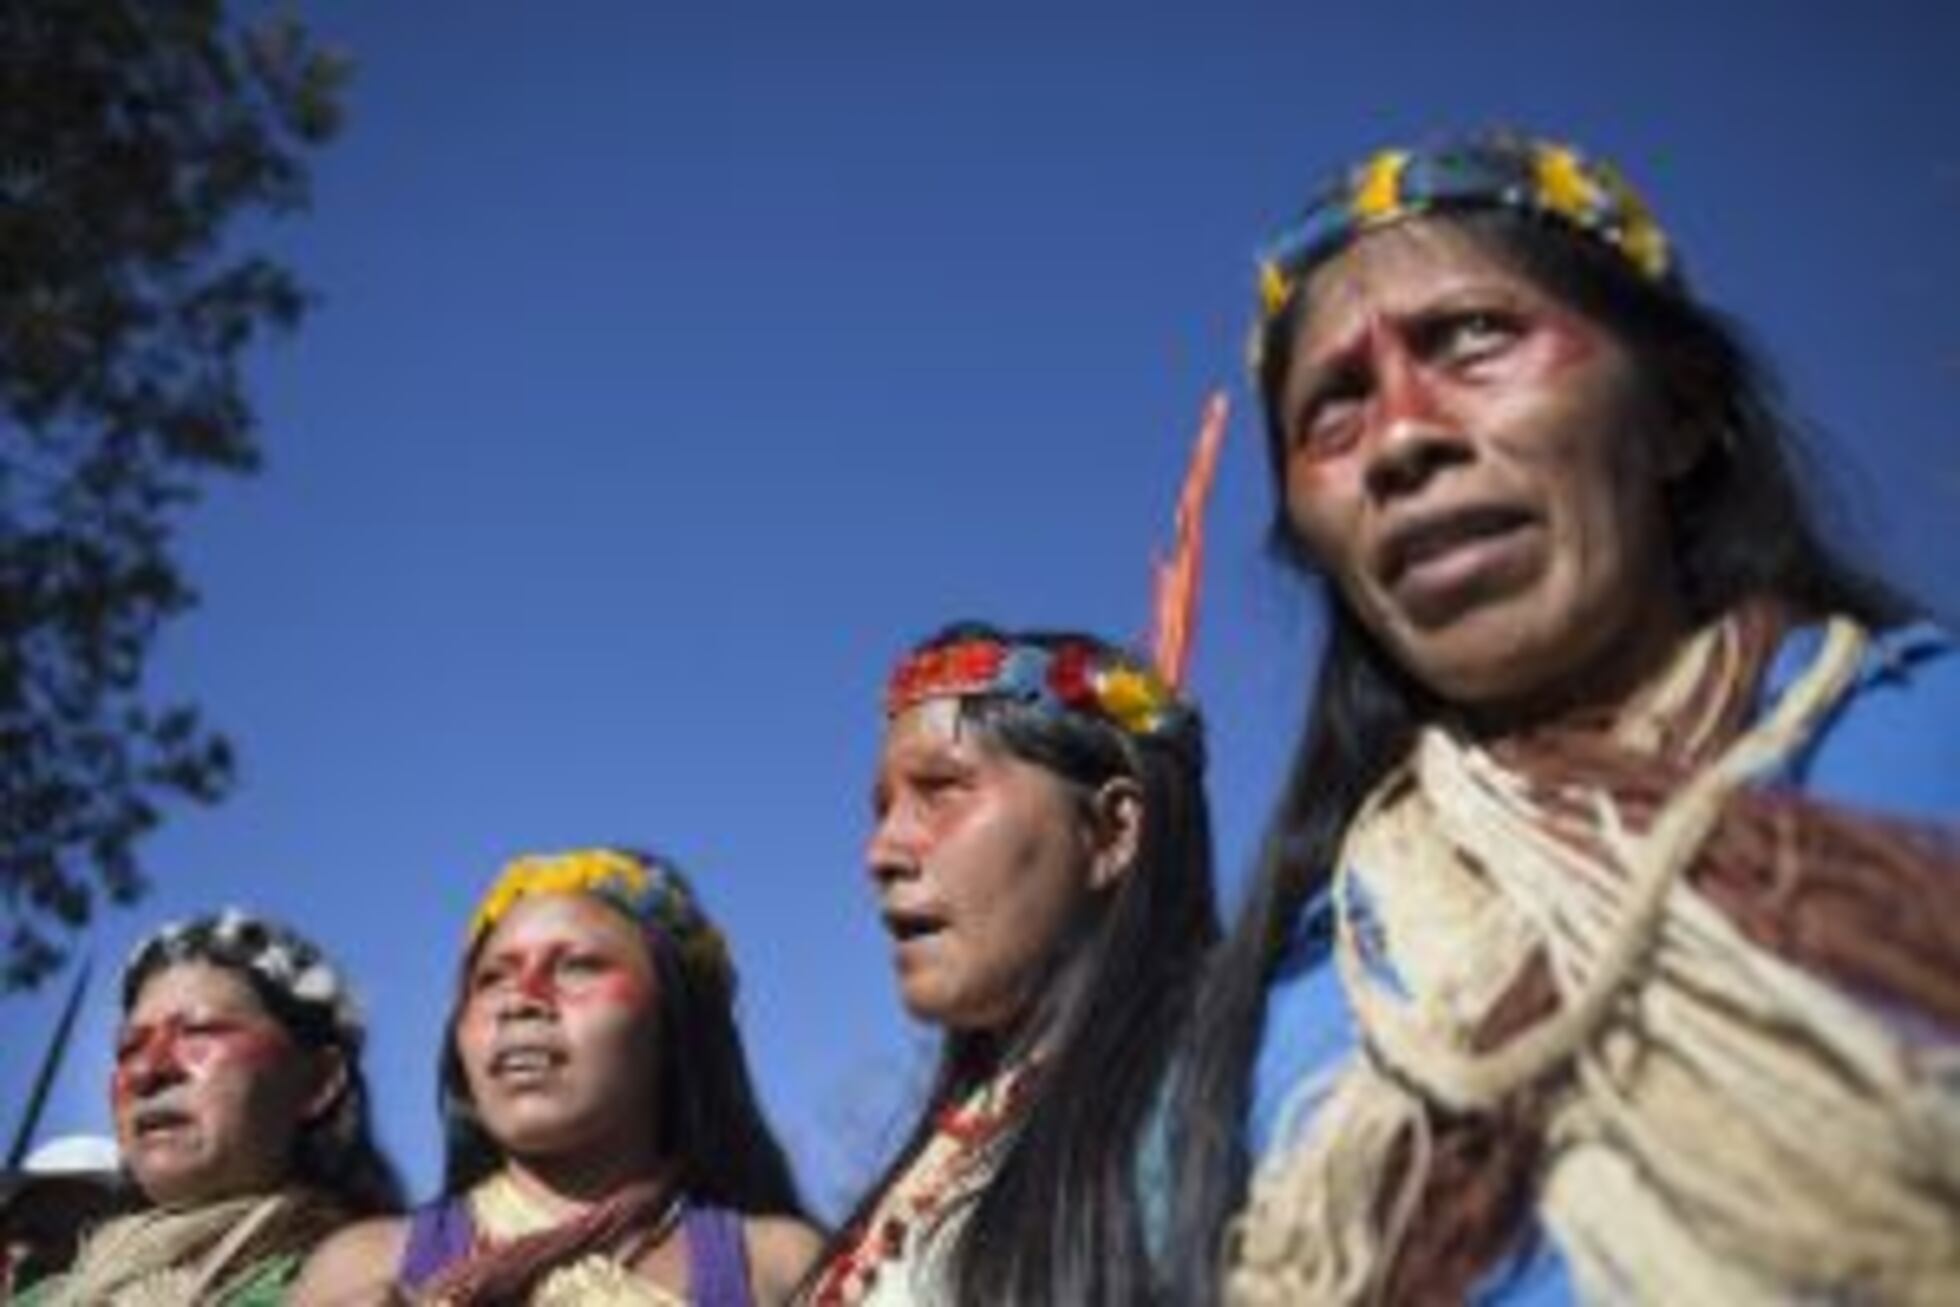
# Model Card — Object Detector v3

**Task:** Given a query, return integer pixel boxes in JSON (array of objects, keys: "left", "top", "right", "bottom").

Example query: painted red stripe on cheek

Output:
[
  {"left": 110, "top": 1024, "right": 176, "bottom": 1107},
  {"left": 111, "top": 1064, "right": 143, "bottom": 1110},
  {"left": 1535, "top": 311, "right": 1602, "bottom": 374},
  {"left": 197, "top": 1025, "right": 292, "bottom": 1072},
  {"left": 1370, "top": 319, "right": 1454, "bottom": 431},
  {"left": 577, "top": 968, "right": 651, "bottom": 1011},
  {"left": 515, "top": 957, "right": 559, "bottom": 1006}
]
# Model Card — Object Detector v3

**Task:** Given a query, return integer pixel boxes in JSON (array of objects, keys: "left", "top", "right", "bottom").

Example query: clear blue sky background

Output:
[{"left": 7, "top": 0, "right": 1959, "bottom": 1217}]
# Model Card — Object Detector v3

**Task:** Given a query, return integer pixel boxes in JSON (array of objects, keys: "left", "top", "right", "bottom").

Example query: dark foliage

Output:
[{"left": 0, "top": 0, "right": 348, "bottom": 989}]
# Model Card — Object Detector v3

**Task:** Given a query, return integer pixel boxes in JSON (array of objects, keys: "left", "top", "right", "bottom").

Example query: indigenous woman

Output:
[
  {"left": 23, "top": 909, "right": 403, "bottom": 1305},
  {"left": 803, "top": 621, "right": 1220, "bottom": 1305},
  {"left": 1170, "top": 131, "right": 1960, "bottom": 1304},
  {"left": 295, "top": 848, "right": 820, "bottom": 1306}
]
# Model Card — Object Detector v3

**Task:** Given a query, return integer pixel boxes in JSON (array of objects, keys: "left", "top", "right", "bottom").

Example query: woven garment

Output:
[
  {"left": 27, "top": 1191, "right": 339, "bottom": 1306},
  {"left": 400, "top": 1183, "right": 756, "bottom": 1307},
  {"left": 804, "top": 1059, "right": 1040, "bottom": 1306},
  {"left": 1228, "top": 612, "right": 1960, "bottom": 1305},
  {"left": 403, "top": 1174, "right": 697, "bottom": 1306}
]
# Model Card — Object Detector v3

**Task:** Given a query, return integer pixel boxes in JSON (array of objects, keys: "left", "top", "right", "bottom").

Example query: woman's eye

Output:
[
  {"left": 470, "top": 965, "right": 509, "bottom": 993},
  {"left": 910, "top": 768, "right": 960, "bottom": 795},
  {"left": 1437, "top": 310, "right": 1518, "bottom": 362},
  {"left": 1291, "top": 376, "right": 1367, "bottom": 456},
  {"left": 917, "top": 773, "right": 977, "bottom": 812}
]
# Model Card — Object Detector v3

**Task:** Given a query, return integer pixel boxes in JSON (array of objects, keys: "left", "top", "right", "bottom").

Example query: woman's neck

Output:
[
  {"left": 496, "top": 1142, "right": 671, "bottom": 1213},
  {"left": 1466, "top": 591, "right": 1696, "bottom": 740}
]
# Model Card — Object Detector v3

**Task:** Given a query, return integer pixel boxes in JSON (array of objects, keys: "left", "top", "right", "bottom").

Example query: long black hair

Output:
[
  {"left": 825, "top": 623, "right": 1219, "bottom": 1305},
  {"left": 121, "top": 909, "right": 405, "bottom": 1217},
  {"left": 1166, "top": 202, "right": 1918, "bottom": 1301},
  {"left": 436, "top": 849, "right": 805, "bottom": 1218}
]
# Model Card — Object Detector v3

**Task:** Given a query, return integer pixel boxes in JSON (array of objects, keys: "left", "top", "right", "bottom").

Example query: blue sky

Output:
[{"left": 7, "top": 1, "right": 1958, "bottom": 1215}]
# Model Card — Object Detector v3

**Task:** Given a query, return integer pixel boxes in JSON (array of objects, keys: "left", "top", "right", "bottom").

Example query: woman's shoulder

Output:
[
  {"left": 1246, "top": 920, "right": 1356, "bottom": 1162},
  {"left": 1766, "top": 619, "right": 1960, "bottom": 821},
  {"left": 739, "top": 1213, "right": 826, "bottom": 1305},
  {"left": 286, "top": 1212, "right": 410, "bottom": 1307}
]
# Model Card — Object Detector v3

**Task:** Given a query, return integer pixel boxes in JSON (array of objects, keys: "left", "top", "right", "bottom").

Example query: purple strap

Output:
[
  {"left": 399, "top": 1195, "right": 475, "bottom": 1289},
  {"left": 683, "top": 1203, "right": 753, "bottom": 1307}
]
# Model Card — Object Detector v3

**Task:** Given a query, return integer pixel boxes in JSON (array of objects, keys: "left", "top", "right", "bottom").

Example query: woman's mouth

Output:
[
  {"left": 130, "top": 1105, "right": 195, "bottom": 1143},
  {"left": 489, "top": 1044, "right": 566, "bottom": 1084},
  {"left": 882, "top": 909, "right": 948, "bottom": 958},
  {"left": 1378, "top": 505, "right": 1539, "bottom": 624}
]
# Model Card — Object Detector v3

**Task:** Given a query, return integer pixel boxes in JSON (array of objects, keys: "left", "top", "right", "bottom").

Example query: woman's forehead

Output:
[
  {"left": 1298, "top": 221, "right": 1536, "bottom": 332},
  {"left": 127, "top": 959, "right": 264, "bottom": 1019},
  {"left": 882, "top": 697, "right": 973, "bottom": 755},
  {"left": 476, "top": 890, "right": 645, "bottom": 953}
]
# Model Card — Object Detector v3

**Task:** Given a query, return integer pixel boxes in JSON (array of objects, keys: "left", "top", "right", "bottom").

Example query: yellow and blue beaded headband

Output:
[
  {"left": 467, "top": 847, "right": 734, "bottom": 990},
  {"left": 1253, "top": 132, "right": 1677, "bottom": 347}
]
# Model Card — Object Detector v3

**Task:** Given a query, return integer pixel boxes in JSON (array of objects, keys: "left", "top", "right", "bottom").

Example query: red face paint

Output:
[
  {"left": 583, "top": 965, "right": 651, "bottom": 1009},
  {"left": 513, "top": 949, "right": 560, "bottom": 1007},
  {"left": 1367, "top": 315, "right": 1453, "bottom": 432},
  {"left": 1526, "top": 304, "right": 1602, "bottom": 375},
  {"left": 451, "top": 894, "right": 669, "bottom": 1164},
  {"left": 112, "top": 1014, "right": 291, "bottom": 1107},
  {"left": 1280, "top": 220, "right": 1680, "bottom": 715},
  {"left": 465, "top": 939, "right": 652, "bottom": 1026}
]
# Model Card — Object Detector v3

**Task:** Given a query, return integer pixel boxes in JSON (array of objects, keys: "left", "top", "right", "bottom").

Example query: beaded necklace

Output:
[{"left": 806, "top": 1058, "right": 1041, "bottom": 1306}]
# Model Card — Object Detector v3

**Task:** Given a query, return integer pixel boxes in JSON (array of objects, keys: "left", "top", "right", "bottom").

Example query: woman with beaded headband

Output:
[
  {"left": 1165, "top": 130, "right": 1960, "bottom": 1304},
  {"left": 802, "top": 403, "right": 1229, "bottom": 1306},
  {"left": 797, "top": 624, "right": 1218, "bottom": 1307},
  {"left": 18, "top": 909, "right": 404, "bottom": 1306},
  {"left": 294, "top": 848, "right": 821, "bottom": 1306}
]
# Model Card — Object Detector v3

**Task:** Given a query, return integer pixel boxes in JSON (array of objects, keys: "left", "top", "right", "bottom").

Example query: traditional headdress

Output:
[
  {"left": 1253, "top": 131, "right": 1676, "bottom": 348},
  {"left": 882, "top": 394, "right": 1227, "bottom": 745},
  {"left": 123, "top": 908, "right": 363, "bottom": 1050},
  {"left": 885, "top": 636, "right": 1191, "bottom": 739},
  {"left": 467, "top": 847, "right": 734, "bottom": 993}
]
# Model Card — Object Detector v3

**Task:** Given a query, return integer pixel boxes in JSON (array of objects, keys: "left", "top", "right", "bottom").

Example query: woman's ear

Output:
[{"left": 1084, "top": 777, "right": 1145, "bottom": 892}]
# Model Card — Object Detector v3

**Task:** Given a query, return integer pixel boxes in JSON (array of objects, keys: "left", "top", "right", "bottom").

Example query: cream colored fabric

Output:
[
  {"left": 806, "top": 1060, "right": 1035, "bottom": 1306},
  {"left": 438, "top": 1173, "right": 684, "bottom": 1307},
  {"left": 1228, "top": 618, "right": 1960, "bottom": 1305},
  {"left": 38, "top": 1192, "right": 306, "bottom": 1306},
  {"left": 851, "top": 1161, "right": 985, "bottom": 1307}
]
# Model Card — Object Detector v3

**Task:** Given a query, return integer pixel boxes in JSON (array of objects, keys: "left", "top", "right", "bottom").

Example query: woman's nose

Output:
[
  {"left": 1362, "top": 336, "right": 1471, "bottom": 500},
  {"left": 117, "top": 1033, "right": 185, "bottom": 1097},
  {"left": 865, "top": 808, "right": 923, "bottom": 887},
  {"left": 497, "top": 960, "right": 560, "bottom": 1019}
]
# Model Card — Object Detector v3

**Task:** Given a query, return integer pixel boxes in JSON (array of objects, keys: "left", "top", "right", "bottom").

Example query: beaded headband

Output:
[
  {"left": 1254, "top": 133, "right": 1676, "bottom": 338},
  {"left": 884, "top": 637, "right": 1192, "bottom": 740},
  {"left": 125, "top": 908, "right": 363, "bottom": 1046},
  {"left": 467, "top": 847, "right": 733, "bottom": 990}
]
